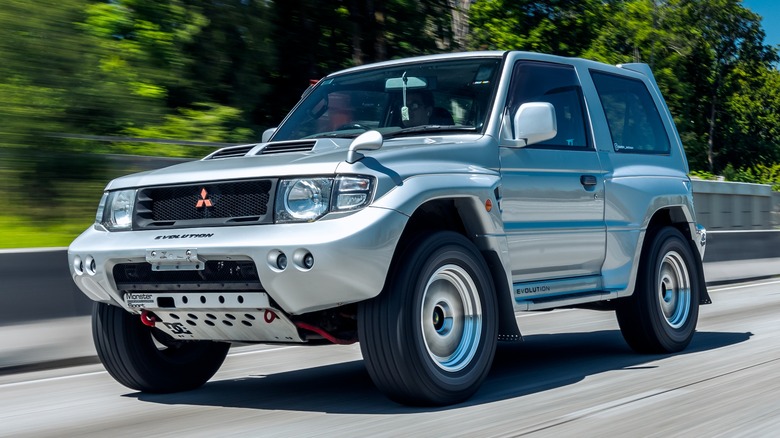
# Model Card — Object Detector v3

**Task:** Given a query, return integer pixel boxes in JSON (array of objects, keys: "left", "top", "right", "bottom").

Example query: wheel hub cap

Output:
[
  {"left": 658, "top": 250, "right": 691, "bottom": 329},
  {"left": 421, "top": 264, "right": 482, "bottom": 372}
]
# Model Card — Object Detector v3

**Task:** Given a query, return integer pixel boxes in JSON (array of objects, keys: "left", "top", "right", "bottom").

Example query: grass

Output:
[
  {"left": 0, "top": 215, "right": 91, "bottom": 249},
  {"left": 0, "top": 156, "right": 115, "bottom": 250},
  {"left": 0, "top": 138, "right": 207, "bottom": 249}
]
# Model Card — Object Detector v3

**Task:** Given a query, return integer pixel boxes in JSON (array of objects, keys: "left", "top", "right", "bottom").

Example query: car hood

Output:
[{"left": 104, "top": 135, "right": 482, "bottom": 190}]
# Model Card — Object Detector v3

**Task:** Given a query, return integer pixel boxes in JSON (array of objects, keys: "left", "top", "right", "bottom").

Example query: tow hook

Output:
[{"left": 140, "top": 310, "right": 157, "bottom": 327}]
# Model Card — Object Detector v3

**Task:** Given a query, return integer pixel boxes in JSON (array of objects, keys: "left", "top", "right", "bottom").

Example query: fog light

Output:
[
  {"left": 276, "top": 253, "right": 288, "bottom": 270},
  {"left": 73, "top": 256, "right": 84, "bottom": 275},
  {"left": 84, "top": 256, "right": 97, "bottom": 275},
  {"left": 303, "top": 253, "right": 314, "bottom": 269}
]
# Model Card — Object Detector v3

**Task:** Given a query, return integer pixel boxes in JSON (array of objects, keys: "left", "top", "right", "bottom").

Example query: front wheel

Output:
[
  {"left": 616, "top": 226, "right": 700, "bottom": 353},
  {"left": 358, "top": 231, "right": 498, "bottom": 406},
  {"left": 92, "top": 302, "right": 230, "bottom": 393}
]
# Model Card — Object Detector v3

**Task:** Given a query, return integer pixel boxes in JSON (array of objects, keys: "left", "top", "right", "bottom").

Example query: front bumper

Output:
[{"left": 68, "top": 206, "right": 407, "bottom": 315}]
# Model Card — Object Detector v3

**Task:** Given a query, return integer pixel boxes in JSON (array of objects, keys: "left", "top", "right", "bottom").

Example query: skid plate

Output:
[{"left": 123, "top": 292, "right": 304, "bottom": 343}]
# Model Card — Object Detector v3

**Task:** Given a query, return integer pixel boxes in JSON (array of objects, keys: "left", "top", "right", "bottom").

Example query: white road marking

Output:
[
  {"left": 0, "top": 345, "right": 299, "bottom": 389},
  {"left": 710, "top": 279, "right": 780, "bottom": 292},
  {"left": 0, "top": 371, "right": 107, "bottom": 389}
]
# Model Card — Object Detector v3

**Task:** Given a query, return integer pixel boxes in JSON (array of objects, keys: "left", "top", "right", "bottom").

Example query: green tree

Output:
[
  {"left": 176, "top": 0, "right": 276, "bottom": 130},
  {"left": 0, "top": 0, "right": 107, "bottom": 219},
  {"left": 680, "top": 0, "right": 777, "bottom": 172},
  {"left": 468, "top": 0, "right": 611, "bottom": 56},
  {"left": 76, "top": 0, "right": 209, "bottom": 133},
  {"left": 265, "top": 0, "right": 457, "bottom": 127}
]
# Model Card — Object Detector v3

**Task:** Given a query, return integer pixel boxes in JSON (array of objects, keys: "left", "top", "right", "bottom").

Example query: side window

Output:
[
  {"left": 591, "top": 71, "right": 670, "bottom": 154},
  {"left": 508, "top": 61, "right": 590, "bottom": 149}
]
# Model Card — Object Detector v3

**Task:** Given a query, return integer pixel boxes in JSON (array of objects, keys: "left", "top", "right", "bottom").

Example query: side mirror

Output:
[
  {"left": 346, "top": 130, "right": 383, "bottom": 164},
  {"left": 261, "top": 128, "right": 277, "bottom": 143},
  {"left": 500, "top": 102, "right": 557, "bottom": 148}
]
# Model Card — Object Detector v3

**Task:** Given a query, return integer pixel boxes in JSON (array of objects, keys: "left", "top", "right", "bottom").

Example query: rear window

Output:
[{"left": 591, "top": 71, "right": 670, "bottom": 154}]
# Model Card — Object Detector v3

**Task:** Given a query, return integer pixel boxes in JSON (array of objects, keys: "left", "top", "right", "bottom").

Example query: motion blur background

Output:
[{"left": 1, "top": 0, "right": 779, "bottom": 249}]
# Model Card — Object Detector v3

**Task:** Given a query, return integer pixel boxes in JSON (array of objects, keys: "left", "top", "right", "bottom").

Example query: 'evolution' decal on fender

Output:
[{"left": 514, "top": 276, "right": 602, "bottom": 302}]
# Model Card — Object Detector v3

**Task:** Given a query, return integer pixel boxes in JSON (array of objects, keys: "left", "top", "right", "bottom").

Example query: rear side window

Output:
[
  {"left": 508, "top": 61, "right": 590, "bottom": 149},
  {"left": 591, "top": 71, "right": 670, "bottom": 154}
]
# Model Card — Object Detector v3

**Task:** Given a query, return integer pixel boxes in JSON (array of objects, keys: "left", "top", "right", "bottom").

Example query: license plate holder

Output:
[{"left": 145, "top": 248, "right": 204, "bottom": 271}]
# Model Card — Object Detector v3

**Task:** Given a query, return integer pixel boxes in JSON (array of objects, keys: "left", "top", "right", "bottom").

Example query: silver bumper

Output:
[{"left": 68, "top": 206, "right": 407, "bottom": 315}]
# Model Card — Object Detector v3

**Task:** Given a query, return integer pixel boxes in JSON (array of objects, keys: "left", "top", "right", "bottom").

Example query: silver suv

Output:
[{"left": 68, "top": 51, "right": 709, "bottom": 406}]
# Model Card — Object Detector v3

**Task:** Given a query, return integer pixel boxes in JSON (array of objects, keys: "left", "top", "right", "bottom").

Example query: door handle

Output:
[{"left": 580, "top": 175, "right": 597, "bottom": 187}]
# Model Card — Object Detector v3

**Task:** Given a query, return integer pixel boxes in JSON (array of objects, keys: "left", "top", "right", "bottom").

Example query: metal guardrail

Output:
[{"left": 50, "top": 133, "right": 239, "bottom": 148}]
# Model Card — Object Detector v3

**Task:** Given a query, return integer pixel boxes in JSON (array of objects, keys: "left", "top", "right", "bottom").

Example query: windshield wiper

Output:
[
  {"left": 383, "top": 125, "right": 477, "bottom": 139},
  {"left": 304, "top": 132, "right": 361, "bottom": 139}
]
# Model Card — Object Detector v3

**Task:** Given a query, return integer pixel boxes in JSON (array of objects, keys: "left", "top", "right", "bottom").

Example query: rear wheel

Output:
[
  {"left": 92, "top": 302, "right": 230, "bottom": 392},
  {"left": 617, "top": 226, "right": 700, "bottom": 353},
  {"left": 358, "top": 231, "right": 498, "bottom": 406}
]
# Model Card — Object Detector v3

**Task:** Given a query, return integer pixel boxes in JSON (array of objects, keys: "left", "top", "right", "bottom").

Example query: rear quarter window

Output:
[{"left": 590, "top": 71, "right": 670, "bottom": 154}]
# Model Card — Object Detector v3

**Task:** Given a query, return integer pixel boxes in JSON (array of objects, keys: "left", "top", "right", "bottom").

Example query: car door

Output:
[{"left": 499, "top": 60, "right": 606, "bottom": 297}]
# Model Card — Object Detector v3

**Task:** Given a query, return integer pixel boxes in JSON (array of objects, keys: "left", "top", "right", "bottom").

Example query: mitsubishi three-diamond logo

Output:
[{"left": 196, "top": 188, "right": 214, "bottom": 208}]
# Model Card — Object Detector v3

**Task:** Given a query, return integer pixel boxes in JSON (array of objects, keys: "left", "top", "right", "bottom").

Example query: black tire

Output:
[
  {"left": 92, "top": 302, "right": 230, "bottom": 393},
  {"left": 616, "top": 226, "right": 700, "bottom": 353},
  {"left": 358, "top": 231, "right": 498, "bottom": 406}
]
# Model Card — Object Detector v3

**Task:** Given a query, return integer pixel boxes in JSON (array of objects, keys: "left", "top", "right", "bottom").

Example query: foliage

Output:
[
  {"left": 125, "top": 103, "right": 254, "bottom": 144},
  {"left": 2, "top": 0, "right": 780, "bottom": 248},
  {"left": 469, "top": 0, "right": 610, "bottom": 56},
  {"left": 724, "top": 163, "right": 780, "bottom": 191},
  {"left": 470, "top": 0, "right": 779, "bottom": 176},
  {"left": 689, "top": 170, "right": 718, "bottom": 181}
]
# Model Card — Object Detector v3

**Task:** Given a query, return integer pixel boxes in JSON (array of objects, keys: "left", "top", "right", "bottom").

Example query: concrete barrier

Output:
[
  {"left": 691, "top": 179, "right": 777, "bottom": 230},
  {"left": 1, "top": 231, "right": 778, "bottom": 326},
  {"left": 704, "top": 230, "right": 780, "bottom": 262},
  {"left": 0, "top": 233, "right": 777, "bottom": 371},
  {"left": 0, "top": 248, "right": 92, "bottom": 325}
]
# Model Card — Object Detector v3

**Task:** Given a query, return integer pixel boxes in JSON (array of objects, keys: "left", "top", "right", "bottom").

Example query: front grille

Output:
[
  {"left": 135, "top": 179, "right": 276, "bottom": 229},
  {"left": 113, "top": 260, "right": 263, "bottom": 291}
]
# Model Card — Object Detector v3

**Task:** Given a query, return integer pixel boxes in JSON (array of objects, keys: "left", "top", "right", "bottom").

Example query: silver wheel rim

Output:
[
  {"left": 420, "top": 264, "right": 482, "bottom": 372},
  {"left": 657, "top": 250, "right": 691, "bottom": 329}
]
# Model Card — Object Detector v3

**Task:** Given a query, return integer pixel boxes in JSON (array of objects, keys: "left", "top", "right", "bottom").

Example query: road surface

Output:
[{"left": 2, "top": 279, "right": 779, "bottom": 437}]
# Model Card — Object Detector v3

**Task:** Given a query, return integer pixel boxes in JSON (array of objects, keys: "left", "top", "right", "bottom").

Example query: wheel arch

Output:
[
  {"left": 388, "top": 196, "right": 521, "bottom": 342},
  {"left": 636, "top": 206, "right": 711, "bottom": 305}
]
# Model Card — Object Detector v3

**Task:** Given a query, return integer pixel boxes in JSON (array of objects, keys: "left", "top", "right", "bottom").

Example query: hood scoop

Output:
[
  {"left": 205, "top": 144, "right": 256, "bottom": 160},
  {"left": 260, "top": 140, "right": 316, "bottom": 155}
]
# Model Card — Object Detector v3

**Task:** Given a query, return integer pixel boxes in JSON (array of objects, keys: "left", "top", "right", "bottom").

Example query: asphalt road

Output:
[{"left": 2, "top": 279, "right": 779, "bottom": 437}]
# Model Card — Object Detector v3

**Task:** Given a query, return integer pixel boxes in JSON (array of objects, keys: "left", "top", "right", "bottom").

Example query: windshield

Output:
[{"left": 270, "top": 58, "right": 502, "bottom": 142}]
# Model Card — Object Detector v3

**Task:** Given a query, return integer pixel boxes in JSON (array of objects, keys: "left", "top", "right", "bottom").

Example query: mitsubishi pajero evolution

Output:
[{"left": 68, "top": 51, "right": 710, "bottom": 406}]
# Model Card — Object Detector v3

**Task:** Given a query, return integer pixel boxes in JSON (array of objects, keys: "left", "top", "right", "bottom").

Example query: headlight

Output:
[
  {"left": 333, "top": 176, "right": 373, "bottom": 211},
  {"left": 94, "top": 193, "right": 108, "bottom": 224},
  {"left": 274, "top": 175, "right": 374, "bottom": 223},
  {"left": 276, "top": 178, "right": 333, "bottom": 222},
  {"left": 101, "top": 189, "right": 136, "bottom": 231}
]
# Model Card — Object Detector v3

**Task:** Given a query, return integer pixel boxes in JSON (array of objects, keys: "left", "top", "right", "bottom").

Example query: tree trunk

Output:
[
  {"left": 350, "top": 0, "right": 364, "bottom": 65},
  {"left": 707, "top": 92, "right": 717, "bottom": 173},
  {"left": 449, "top": 0, "right": 471, "bottom": 50},
  {"left": 374, "top": 0, "right": 386, "bottom": 61},
  {"left": 707, "top": 70, "right": 722, "bottom": 173}
]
